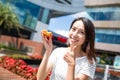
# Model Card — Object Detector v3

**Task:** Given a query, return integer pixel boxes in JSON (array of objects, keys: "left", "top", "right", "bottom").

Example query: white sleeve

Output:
[
  {"left": 48, "top": 48, "right": 59, "bottom": 65},
  {"left": 80, "top": 61, "right": 96, "bottom": 79}
]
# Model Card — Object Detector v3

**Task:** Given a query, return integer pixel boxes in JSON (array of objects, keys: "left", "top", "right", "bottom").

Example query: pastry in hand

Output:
[{"left": 41, "top": 29, "right": 52, "bottom": 38}]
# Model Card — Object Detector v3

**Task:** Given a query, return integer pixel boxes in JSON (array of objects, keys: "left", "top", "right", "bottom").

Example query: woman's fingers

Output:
[
  {"left": 64, "top": 52, "right": 75, "bottom": 66},
  {"left": 41, "top": 32, "right": 53, "bottom": 53}
]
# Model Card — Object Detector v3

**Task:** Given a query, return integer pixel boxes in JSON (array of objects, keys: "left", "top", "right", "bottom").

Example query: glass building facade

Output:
[
  {"left": 87, "top": 6, "right": 120, "bottom": 20},
  {"left": 95, "top": 29, "right": 120, "bottom": 44},
  {"left": 1, "top": 0, "right": 51, "bottom": 30},
  {"left": 86, "top": 6, "right": 120, "bottom": 45},
  {"left": 38, "top": 7, "right": 50, "bottom": 24},
  {"left": 1, "top": 0, "right": 120, "bottom": 45}
]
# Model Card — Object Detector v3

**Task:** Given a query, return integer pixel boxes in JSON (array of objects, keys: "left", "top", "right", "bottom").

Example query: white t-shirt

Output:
[{"left": 49, "top": 47, "right": 96, "bottom": 80}]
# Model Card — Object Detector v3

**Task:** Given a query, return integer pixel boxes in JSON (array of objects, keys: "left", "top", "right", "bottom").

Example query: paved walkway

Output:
[{"left": 0, "top": 67, "right": 26, "bottom": 80}]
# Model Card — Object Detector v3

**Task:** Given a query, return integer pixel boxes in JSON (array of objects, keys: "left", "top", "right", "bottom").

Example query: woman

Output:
[{"left": 37, "top": 17, "right": 96, "bottom": 80}]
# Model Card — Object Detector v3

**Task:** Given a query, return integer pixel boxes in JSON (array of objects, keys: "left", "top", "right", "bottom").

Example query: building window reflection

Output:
[
  {"left": 41, "top": 8, "right": 50, "bottom": 23},
  {"left": 87, "top": 6, "right": 120, "bottom": 20},
  {"left": 38, "top": 7, "right": 50, "bottom": 24},
  {"left": 95, "top": 29, "right": 120, "bottom": 44},
  {"left": 1, "top": 0, "right": 40, "bottom": 30}
]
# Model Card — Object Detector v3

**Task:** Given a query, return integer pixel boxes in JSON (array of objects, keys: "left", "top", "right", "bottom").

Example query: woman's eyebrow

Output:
[
  {"left": 72, "top": 26, "right": 79, "bottom": 29},
  {"left": 72, "top": 26, "right": 85, "bottom": 31},
  {"left": 79, "top": 29, "right": 84, "bottom": 31}
]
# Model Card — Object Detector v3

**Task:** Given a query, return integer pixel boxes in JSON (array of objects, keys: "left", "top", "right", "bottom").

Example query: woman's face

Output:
[{"left": 68, "top": 20, "right": 86, "bottom": 47}]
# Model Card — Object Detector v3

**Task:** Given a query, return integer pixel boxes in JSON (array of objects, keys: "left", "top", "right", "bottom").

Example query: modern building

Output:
[
  {"left": 1, "top": 0, "right": 120, "bottom": 56},
  {"left": 84, "top": 1, "right": 120, "bottom": 79},
  {"left": 1, "top": 1, "right": 120, "bottom": 79},
  {"left": 27, "top": 0, "right": 86, "bottom": 44},
  {"left": 84, "top": 0, "right": 120, "bottom": 56},
  {"left": 0, "top": 0, "right": 85, "bottom": 46},
  {"left": 26, "top": 0, "right": 120, "bottom": 55}
]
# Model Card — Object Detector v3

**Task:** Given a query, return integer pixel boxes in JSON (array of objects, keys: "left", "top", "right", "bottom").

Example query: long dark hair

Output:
[{"left": 70, "top": 17, "right": 96, "bottom": 62}]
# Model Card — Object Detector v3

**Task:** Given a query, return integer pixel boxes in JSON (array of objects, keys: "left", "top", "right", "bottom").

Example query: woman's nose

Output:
[{"left": 72, "top": 31, "right": 78, "bottom": 37}]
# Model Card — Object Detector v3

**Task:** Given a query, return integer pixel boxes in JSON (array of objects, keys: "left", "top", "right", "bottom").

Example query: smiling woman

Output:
[
  {"left": 37, "top": 17, "right": 96, "bottom": 80},
  {"left": 48, "top": 11, "right": 93, "bottom": 38}
]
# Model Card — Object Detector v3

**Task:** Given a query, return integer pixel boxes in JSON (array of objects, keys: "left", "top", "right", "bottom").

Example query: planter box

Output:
[
  {"left": 0, "top": 67, "right": 26, "bottom": 80},
  {"left": 0, "top": 48, "right": 26, "bottom": 54}
]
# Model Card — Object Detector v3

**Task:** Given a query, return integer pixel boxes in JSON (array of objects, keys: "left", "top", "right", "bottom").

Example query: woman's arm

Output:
[
  {"left": 37, "top": 51, "right": 52, "bottom": 80},
  {"left": 75, "top": 74, "right": 89, "bottom": 80},
  {"left": 66, "top": 65, "right": 75, "bottom": 80},
  {"left": 66, "top": 62, "right": 89, "bottom": 80},
  {"left": 37, "top": 32, "right": 53, "bottom": 80},
  {"left": 65, "top": 55, "right": 91, "bottom": 80},
  {"left": 64, "top": 51, "right": 75, "bottom": 80},
  {"left": 64, "top": 47, "right": 89, "bottom": 80}
]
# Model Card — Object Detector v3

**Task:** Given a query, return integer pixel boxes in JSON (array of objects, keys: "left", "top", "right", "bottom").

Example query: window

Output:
[{"left": 87, "top": 7, "right": 120, "bottom": 20}]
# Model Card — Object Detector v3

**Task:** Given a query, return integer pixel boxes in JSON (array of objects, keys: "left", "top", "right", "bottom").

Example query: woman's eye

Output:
[
  {"left": 71, "top": 27, "right": 85, "bottom": 35},
  {"left": 71, "top": 28, "right": 76, "bottom": 31},
  {"left": 78, "top": 31, "right": 85, "bottom": 35}
]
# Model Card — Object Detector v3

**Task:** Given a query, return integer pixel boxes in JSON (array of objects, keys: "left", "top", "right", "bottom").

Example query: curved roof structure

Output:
[{"left": 27, "top": 0, "right": 85, "bottom": 13}]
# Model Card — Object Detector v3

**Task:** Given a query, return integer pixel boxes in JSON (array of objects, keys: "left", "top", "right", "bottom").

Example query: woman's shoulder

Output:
[
  {"left": 77, "top": 56, "right": 96, "bottom": 65},
  {"left": 53, "top": 47, "right": 67, "bottom": 51},
  {"left": 50, "top": 47, "right": 67, "bottom": 58},
  {"left": 52, "top": 47, "right": 67, "bottom": 55}
]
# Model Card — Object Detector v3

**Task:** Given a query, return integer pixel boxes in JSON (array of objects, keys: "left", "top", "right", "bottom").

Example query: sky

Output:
[{"left": 48, "top": 11, "right": 93, "bottom": 37}]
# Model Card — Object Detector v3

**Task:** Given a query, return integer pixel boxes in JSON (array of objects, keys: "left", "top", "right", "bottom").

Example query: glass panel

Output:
[
  {"left": 95, "top": 33, "right": 120, "bottom": 44},
  {"left": 95, "top": 29, "right": 120, "bottom": 44},
  {"left": 2, "top": 0, "right": 40, "bottom": 30},
  {"left": 87, "top": 7, "right": 120, "bottom": 20},
  {"left": 24, "top": 14, "right": 32, "bottom": 27},
  {"left": 41, "top": 9, "right": 50, "bottom": 23},
  {"left": 30, "top": 17, "right": 37, "bottom": 29}
]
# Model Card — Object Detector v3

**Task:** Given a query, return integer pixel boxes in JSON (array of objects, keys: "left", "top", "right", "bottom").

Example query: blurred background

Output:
[{"left": 0, "top": 0, "right": 120, "bottom": 80}]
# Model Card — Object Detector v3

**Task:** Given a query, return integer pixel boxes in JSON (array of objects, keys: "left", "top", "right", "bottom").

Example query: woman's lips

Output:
[{"left": 70, "top": 38, "right": 78, "bottom": 42}]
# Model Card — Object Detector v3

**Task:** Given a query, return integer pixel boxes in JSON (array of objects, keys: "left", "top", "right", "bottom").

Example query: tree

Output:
[
  {"left": 0, "top": 2, "right": 25, "bottom": 50},
  {"left": 0, "top": 2, "right": 23, "bottom": 36}
]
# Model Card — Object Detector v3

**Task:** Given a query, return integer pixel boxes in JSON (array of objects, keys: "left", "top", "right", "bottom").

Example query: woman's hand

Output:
[
  {"left": 64, "top": 46, "right": 77, "bottom": 66},
  {"left": 41, "top": 32, "right": 53, "bottom": 54},
  {"left": 64, "top": 51, "right": 75, "bottom": 67},
  {"left": 64, "top": 47, "right": 76, "bottom": 80},
  {"left": 37, "top": 32, "right": 53, "bottom": 80}
]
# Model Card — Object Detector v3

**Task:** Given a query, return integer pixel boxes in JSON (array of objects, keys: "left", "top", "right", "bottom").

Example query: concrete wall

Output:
[
  {"left": 93, "top": 21, "right": 120, "bottom": 29},
  {"left": 31, "top": 21, "right": 48, "bottom": 43},
  {"left": 84, "top": 0, "right": 120, "bottom": 6},
  {"left": 0, "top": 35, "right": 43, "bottom": 56},
  {"left": 27, "top": 0, "right": 86, "bottom": 13},
  {"left": 95, "top": 42, "right": 120, "bottom": 53}
]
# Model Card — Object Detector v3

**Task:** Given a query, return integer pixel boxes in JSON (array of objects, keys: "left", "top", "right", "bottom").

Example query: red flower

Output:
[
  {"left": 18, "top": 59, "right": 26, "bottom": 65},
  {"left": 27, "top": 67, "right": 34, "bottom": 73},
  {"left": 5, "top": 58, "right": 15, "bottom": 66},
  {"left": 20, "top": 65, "right": 27, "bottom": 69},
  {"left": 0, "top": 56, "right": 51, "bottom": 80}
]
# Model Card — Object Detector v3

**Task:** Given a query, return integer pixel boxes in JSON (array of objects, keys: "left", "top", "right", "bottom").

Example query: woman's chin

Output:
[{"left": 69, "top": 42, "right": 78, "bottom": 46}]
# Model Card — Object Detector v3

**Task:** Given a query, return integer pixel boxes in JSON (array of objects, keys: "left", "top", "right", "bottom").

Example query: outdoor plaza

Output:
[{"left": 0, "top": 0, "right": 120, "bottom": 80}]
